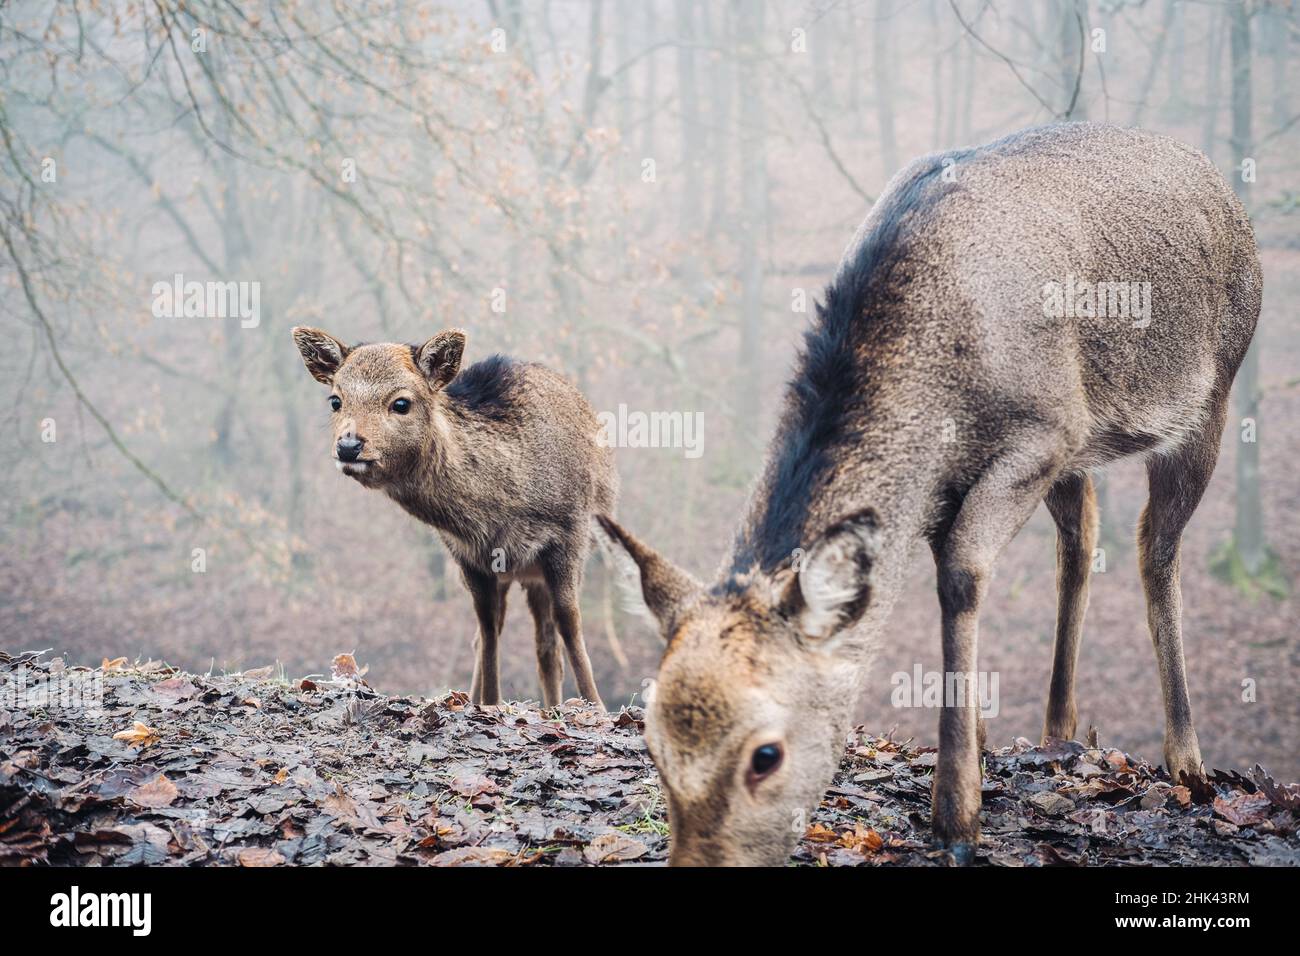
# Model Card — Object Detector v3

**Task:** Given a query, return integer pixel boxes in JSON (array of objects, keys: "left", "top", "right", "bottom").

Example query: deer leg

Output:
[
  {"left": 932, "top": 449, "right": 1061, "bottom": 860},
  {"left": 464, "top": 570, "right": 506, "bottom": 705},
  {"left": 526, "top": 583, "right": 564, "bottom": 708},
  {"left": 469, "top": 637, "right": 483, "bottom": 702},
  {"left": 1138, "top": 397, "right": 1226, "bottom": 788},
  {"left": 542, "top": 553, "right": 604, "bottom": 709},
  {"left": 1041, "top": 472, "right": 1099, "bottom": 742}
]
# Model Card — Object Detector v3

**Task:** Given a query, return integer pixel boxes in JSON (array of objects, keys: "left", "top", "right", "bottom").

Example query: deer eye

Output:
[
  {"left": 391, "top": 397, "right": 411, "bottom": 414},
  {"left": 329, "top": 396, "right": 342, "bottom": 412},
  {"left": 748, "top": 743, "right": 783, "bottom": 782}
]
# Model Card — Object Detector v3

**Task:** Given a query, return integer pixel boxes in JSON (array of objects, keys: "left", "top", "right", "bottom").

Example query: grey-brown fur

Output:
[
  {"left": 292, "top": 327, "right": 617, "bottom": 709},
  {"left": 599, "top": 123, "right": 1259, "bottom": 865}
]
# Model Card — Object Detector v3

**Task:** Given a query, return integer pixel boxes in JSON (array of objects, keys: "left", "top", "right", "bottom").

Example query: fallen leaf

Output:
[
  {"left": 112, "top": 721, "right": 160, "bottom": 748},
  {"left": 449, "top": 772, "right": 498, "bottom": 798},
  {"left": 1139, "top": 787, "right": 1168, "bottom": 810},
  {"left": 804, "top": 823, "right": 838, "bottom": 843},
  {"left": 149, "top": 677, "right": 198, "bottom": 700},
  {"left": 430, "top": 846, "right": 513, "bottom": 867},
  {"left": 583, "top": 832, "right": 647, "bottom": 864},
  {"left": 839, "top": 821, "right": 884, "bottom": 854},
  {"left": 1213, "top": 792, "right": 1272, "bottom": 827},
  {"left": 853, "top": 769, "right": 892, "bottom": 784},
  {"left": 331, "top": 653, "right": 364, "bottom": 680},
  {"left": 127, "top": 774, "right": 179, "bottom": 808},
  {"left": 442, "top": 690, "right": 471, "bottom": 711},
  {"left": 1028, "top": 791, "right": 1075, "bottom": 816},
  {"left": 238, "top": 848, "right": 285, "bottom": 867}
]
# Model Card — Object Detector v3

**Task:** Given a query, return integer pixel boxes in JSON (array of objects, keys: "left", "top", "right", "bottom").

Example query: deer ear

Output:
[
  {"left": 778, "top": 510, "right": 879, "bottom": 647},
  {"left": 415, "top": 329, "right": 466, "bottom": 389},
  {"left": 292, "top": 327, "right": 349, "bottom": 385},
  {"left": 593, "top": 515, "right": 700, "bottom": 640}
]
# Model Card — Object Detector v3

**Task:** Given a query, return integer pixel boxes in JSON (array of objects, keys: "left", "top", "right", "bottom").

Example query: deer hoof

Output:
[{"left": 940, "top": 842, "right": 977, "bottom": 866}]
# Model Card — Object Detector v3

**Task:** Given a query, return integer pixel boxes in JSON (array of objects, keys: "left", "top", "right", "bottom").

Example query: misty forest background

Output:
[{"left": 2, "top": 0, "right": 1297, "bottom": 779}]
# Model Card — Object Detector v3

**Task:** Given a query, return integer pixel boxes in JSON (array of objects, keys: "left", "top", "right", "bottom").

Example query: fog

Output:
[{"left": 2, "top": 0, "right": 1297, "bottom": 777}]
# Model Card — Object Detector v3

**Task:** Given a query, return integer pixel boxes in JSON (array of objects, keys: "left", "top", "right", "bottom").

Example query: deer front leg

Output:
[
  {"left": 932, "top": 448, "right": 1063, "bottom": 861},
  {"left": 933, "top": 561, "right": 986, "bottom": 860},
  {"left": 464, "top": 569, "right": 506, "bottom": 705}
]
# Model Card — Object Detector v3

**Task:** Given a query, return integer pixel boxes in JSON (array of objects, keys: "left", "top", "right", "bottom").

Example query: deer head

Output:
[{"left": 597, "top": 511, "right": 880, "bottom": 865}]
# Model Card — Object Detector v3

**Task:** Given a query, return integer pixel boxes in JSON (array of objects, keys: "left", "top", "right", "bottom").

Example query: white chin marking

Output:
[{"left": 335, "top": 460, "right": 345, "bottom": 472}]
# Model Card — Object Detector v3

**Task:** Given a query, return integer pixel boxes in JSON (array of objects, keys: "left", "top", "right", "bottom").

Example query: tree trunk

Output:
[
  {"left": 1166, "top": 0, "right": 1186, "bottom": 120},
  {"left": 734, "top": 0, "right": 767, "bottom": 440},
  {"left": 705, "top": 3, "right": 732, "bottom": 233},
  {"left": 675, "top": 0, "right": 702, "bottom": 235},
  {"left": 929, "top": 0, "right": 944, "bottom": 149},
  {"left": 1230, "top": 1, "right": 1265, "bottom": 576},
  {"left": 1129, "top": 0, "right": 1177, "bottom": 126},
  {"left": 1201, "top": 8, "right": 1224, "bottom": 162},
  {"left": 873, "top": 0, "right": 898, "bottom": 179},
  {"left": 640, "top": 3, "right": 658, "bottom": 164}
]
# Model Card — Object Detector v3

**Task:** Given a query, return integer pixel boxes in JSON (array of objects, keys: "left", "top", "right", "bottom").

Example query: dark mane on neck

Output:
[
  {"left": 443, "top": 354, "right": 528, "bottom": 423},
  {"left": 727, "top": 156, "right": 963, "bottom": 579}
]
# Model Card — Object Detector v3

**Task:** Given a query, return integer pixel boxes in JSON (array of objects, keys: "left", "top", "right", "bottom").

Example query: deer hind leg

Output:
[
  {"left": 525, "top": 583, "right": 564, "bottom": 708},
  {"left": 542, "top": 550, "right": 604, "bottom": 709},
  {"left": 932, "top": 446, "right": 1062, "bottom": 858},
  {"left": 1041, "top": 472, "right": 1099, "bottom": 742},
  {"left": 465, "top": 569, "right": 508, "bottom": 705},
  {"left": 1138, "top": 396, "right": 1227, "bottom": 788}
]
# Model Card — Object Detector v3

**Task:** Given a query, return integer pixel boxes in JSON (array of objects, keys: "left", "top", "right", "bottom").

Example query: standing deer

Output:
[
  {"left": 292, "top": 327, "right": 617, "bottom": 709},
  {"left": 598, "top": 124, "right": 1260, "bottom": 865}
]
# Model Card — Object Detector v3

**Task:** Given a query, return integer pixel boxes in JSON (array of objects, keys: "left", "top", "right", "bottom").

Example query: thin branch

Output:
[{"left": 0, "top": 218, "right": 202, "bottom": 521}]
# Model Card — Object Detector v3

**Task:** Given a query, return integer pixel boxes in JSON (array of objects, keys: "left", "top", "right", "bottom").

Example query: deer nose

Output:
[{"left": 336, "top": 436, "right": 365, "bottom": 462}]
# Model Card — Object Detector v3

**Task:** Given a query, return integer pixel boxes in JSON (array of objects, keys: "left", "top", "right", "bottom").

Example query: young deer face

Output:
[
  {"left": 597, "top": 512, "right": 879, "bottom": 866},
  {"left": 292, "top": 327, "right": 465, "bottom": 488}
]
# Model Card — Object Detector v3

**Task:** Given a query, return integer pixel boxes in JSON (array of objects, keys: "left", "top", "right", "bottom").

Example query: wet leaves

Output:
[
  {"left": 1213, "top": 792, "right": 1273, "bottom": 828},
  {"left": 237, "top": 847, "right": 285, "bottom": 867},
  {"left": 582, "top": 832, "right": 647, "bottom": 864},
  {"left": 126, "top": 774, "right": 179, "bottom": 809},
  {"left": 1027, "top": 791, "right": 1075, "bottom": 816},
  {"left": 111, "top": 721, "right": 160, "bottom": 748},
  {"left": 0, "top": 653, "right": 1294, "bottom": 867},
  {"left": 792, "top": 730, "right": 1300, "bottom": 866}
]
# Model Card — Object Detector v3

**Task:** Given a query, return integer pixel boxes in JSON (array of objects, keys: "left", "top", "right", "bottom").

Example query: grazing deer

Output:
[
  {"left": 292, "top": 327, "right": 616, "bottom": 709},
  {"left": 598, "top": 124, "right": 1260, "bottom": 865}
]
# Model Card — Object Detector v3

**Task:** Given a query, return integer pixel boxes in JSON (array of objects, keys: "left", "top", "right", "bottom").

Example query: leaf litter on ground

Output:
[{"left": 1, "top": 650, "right": 1296, "bottom": 867}]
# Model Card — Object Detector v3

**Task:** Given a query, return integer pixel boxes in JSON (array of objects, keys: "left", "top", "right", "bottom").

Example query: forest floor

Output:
[{"left": 3, "top": 649, "right": 1298, "bottom": 867}]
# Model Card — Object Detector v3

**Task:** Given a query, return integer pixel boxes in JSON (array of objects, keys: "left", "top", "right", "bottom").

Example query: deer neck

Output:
[
  {"left": 384, "top": 405, "right": 493, "bottom": 543},
  {"left": 725, "top": 390, "right": 940, "bottom": 637}
]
